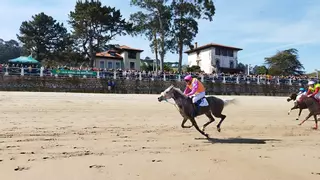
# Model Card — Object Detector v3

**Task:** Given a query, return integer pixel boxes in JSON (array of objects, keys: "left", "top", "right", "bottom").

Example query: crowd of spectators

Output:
[{"left": 1, "top": 65, "right": 318, "bottom": 86}]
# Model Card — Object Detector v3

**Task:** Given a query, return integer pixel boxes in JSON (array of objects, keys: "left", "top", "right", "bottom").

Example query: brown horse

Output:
[
  {"left": 287, "top": 93, "right": 308, "bottom": 120},
  {"left": 294, "top": 94, "right": 320, "bottom": 129}
]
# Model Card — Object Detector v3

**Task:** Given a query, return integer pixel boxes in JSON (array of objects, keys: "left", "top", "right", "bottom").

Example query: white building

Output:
[
  {"left": 94, "top": 45, "right": 143, "bottom": 70},
  {"left": 184, "top": 42, "right": 243, "bottom": 73}
]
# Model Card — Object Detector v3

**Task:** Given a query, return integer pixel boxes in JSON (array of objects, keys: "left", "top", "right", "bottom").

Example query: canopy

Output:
[{"left": 8, "top": 56, "right": 39, "bottom": 64}]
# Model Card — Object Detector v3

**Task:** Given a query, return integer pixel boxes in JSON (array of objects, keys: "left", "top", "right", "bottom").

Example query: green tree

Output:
[
  {"left": 253, "top": 65, "right": 268, "bottom": 75},
  {"left": 186, "top": 65, "right": 201, "bottom": 72},
  {"left": 0, "top": 39, "right": 23, "bottom": 63},
  {"left": 237, "top": 62, "right": 246, "bottom": 72},
  {"left": 130, "top": 0, "right": 172, "bottom": 72},
  {"left": 163, "top": 63, "right": 173, "bottom": 72},
  {"left": 140, "top": 62, "right": 154, "bottom": 71},
  {"left": 17, "top": 12, "right": 70, "bottom": 61},
  {"left": 69, "top": 0, "right": 132, "bottom": 67},
  {"left": 169, "top": 0, "right": 215, "bottom": 73},
  {"left": 264, "top": 48, "right": 304, "bottom": 76}
]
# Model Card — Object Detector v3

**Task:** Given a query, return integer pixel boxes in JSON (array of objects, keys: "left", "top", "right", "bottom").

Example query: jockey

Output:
[
  {"left": 183, "top": 74, "right": 206, "bottom": 117},
  {"left": 297, "top": 87, "right": 307, "bottom": 96},
  {"left": 306, "top": 80, "right": 320, "bottom": 103}
]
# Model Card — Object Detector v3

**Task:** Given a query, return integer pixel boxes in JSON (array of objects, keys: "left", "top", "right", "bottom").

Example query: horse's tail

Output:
[{"left": 223, "top": 98, "right": 237, "bottom": 107}]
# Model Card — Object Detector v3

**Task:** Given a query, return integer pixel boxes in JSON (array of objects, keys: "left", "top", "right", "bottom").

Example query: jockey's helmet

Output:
[
  {"left": 308, "top": 81, "right": 315, "bottom": 86},
  {"left": 184, "top": 75, "right": 192, "bottom": 81}
]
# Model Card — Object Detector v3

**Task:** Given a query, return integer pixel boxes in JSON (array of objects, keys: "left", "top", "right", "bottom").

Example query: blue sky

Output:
[{"left": 1, "top": 0, "right": 319, "bottom": 73}]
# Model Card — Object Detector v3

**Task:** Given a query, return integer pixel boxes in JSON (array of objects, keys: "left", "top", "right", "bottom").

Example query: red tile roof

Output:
[
  {"left": 96, "top": 45, "right": 144, "bottom": 59},
  {"left": 96, "top": 50, "right": 123, "bottom": 60},
  {"left": 184, "top": 43, "right": 243, "bottom": 54},
  {"left": 117, "top": 45, "right": 144, "bottom": 52}
]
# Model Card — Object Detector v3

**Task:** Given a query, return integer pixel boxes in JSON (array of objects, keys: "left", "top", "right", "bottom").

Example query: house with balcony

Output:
[
  {"left": 184, "top": 42, "right": 243, "bottom": 73},
  {"left": 95, "top": 45, "right": 143, "bottom": 70}
]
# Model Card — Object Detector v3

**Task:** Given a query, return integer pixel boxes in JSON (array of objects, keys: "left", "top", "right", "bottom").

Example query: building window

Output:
[
  {"left": 230, "top": 61, "right": 234, "bottom": 68},
  {"left": 215, "top": 48, "right": 221, "bottom": 55},
  {"left": 107, "top": 61, "right": 113, "bottom": 69},
  {"left": 128, "top": 51, "right": 137, "bottom": 59},
  {"left": 109, "top": 52, "right": 116, "bottom": 56},
  {"left": 130, "top": 62, "right": 135, "bottom": 69},
  {"left": 216, "top": 59, "right": 220, "bottom": 68},
  {"left": 115, "top": 62, "right": 121, "bottom": 69},
  {"left": 99, "top": 61, "right": 105, "bottom": 68},
  {"left": 228, "top": 50, "right": 234, "bottom": 57},
  {"left": 222, "top": 48, "right": 227, "bottom": 56}
]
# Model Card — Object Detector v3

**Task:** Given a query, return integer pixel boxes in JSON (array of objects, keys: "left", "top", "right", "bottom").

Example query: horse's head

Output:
[
  {"left": 158, "top": 85, "right": 175, "bottom": 102},
  {"left": 287, "top": 93, "right": 297, "bottom": 102}
]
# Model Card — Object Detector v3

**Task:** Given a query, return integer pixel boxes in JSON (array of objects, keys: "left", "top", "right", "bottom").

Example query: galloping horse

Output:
[
  {"left": 157, "top": 85, "right": 235, "bottom": 138},
  {"left": 287, "top": 93, "right": 308, "bottom": 120},
  {"left": 290, "top": 94, "right": 320, "bottom": 129}
]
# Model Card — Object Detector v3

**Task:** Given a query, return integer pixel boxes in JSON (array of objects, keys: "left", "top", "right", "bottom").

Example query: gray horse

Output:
[{"left": 157, "top": 85, "right": 235, "bottom": 138}]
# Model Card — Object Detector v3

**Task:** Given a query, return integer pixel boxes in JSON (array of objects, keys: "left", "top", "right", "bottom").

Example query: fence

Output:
[
  {"left": 2, "top": 67, "right": 316, "bottom": 87},
  {"left": 0, "top": 75, "right": 301, "bottom": 96}
]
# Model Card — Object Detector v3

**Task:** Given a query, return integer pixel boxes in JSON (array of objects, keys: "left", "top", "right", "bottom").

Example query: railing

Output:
[{"left": 1, "top": 66, "right": 317, "bottom": 86}]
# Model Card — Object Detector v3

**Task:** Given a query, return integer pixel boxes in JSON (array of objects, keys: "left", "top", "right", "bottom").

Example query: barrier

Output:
[{"left": 0, "top": 76, "right": 300, "bottom": 96}]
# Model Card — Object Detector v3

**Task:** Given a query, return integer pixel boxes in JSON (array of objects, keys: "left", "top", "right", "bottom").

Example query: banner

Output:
[{"left": 51, "top": 69, "right": 97, "bottom": 76}]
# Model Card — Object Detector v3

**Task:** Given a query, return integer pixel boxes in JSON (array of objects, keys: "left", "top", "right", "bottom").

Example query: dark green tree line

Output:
[{"left": 0, "top": 39, "right": 23, "bottom": 63}]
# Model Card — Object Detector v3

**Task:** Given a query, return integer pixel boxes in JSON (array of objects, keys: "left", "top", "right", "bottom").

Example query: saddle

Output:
[{"left": 188, "top": 96, "right": 207, "bottom": 105}]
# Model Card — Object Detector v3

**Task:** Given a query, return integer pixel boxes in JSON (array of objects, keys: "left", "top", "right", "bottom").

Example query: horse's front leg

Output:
[
  {"left": 181, "top": 118, "right": 192, "bottom": 128},
  {"left": 189, "top": 117, "right": 209, "bottom": 138},
  {"left": 296, "top": 108, "right": 302, "bottom": 121},
  {"left": 288, "top": 105, "right": 298, "bottom": 115}
]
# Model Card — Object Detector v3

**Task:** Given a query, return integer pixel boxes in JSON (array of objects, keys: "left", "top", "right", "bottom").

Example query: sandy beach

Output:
[{"left": 0, "top": 92, "right": 320, "bottom": 180}]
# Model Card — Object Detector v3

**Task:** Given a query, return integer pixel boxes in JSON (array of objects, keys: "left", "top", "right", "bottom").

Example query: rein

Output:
[{"left": 164, "top": 99, "right": 180, "bottom": 112}]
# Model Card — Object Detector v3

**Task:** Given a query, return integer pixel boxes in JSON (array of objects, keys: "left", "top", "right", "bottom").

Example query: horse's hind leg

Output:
[
  {"left": 299, "top": 112, "right": 312, "bottom": 126},
  {"left": 202, "top": 112, "right": 215, "bottom": 132},
  {"left": 189, "top": 117, "right": 209, "bottom": 138},
  {"left": 313, "top": 115, "right": 318, "bottom": 130},
  {"left": 215, "top": 114, "right": 226, "bottom": 132}
]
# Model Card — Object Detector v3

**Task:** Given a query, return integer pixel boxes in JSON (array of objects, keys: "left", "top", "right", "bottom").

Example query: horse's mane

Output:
[{"left": 171, "top": 86, "right": 188, "bottom": 98}]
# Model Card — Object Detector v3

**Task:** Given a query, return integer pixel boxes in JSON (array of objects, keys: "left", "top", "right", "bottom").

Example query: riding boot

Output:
[{"left": 192, "top": 101, "right": 200, "bottom": 117}]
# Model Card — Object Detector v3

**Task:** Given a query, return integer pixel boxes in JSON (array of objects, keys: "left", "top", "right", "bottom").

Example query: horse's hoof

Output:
[
  {"left": 205, "top": 134, "right": 209, "bottom": 138},
  {"left": 312, "top": 127, "right": 318, "bottom": 130},
  {"left": 296, "top": 118, "right": 299, "bottom": 121},
  {"left": 217, "top": 128, "right": 221, "bottom": 132}
]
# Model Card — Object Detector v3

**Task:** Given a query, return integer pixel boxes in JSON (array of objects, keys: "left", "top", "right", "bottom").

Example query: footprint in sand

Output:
[
  {"left": 14, "top": 166, "right": 30, "bottom": 171},
  {"left": 89, "top": 165, "right": 105, "bottom": 169}
]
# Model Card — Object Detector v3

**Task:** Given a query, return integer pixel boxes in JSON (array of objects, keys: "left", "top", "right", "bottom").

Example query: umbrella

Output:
[{"left": 8, "top": 56, "right": 39, "bottom": 64}]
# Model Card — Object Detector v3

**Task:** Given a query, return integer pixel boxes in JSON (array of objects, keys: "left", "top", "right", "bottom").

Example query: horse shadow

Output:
[{"left": 195, "top": 137, "right": 281, "bottom": 144}]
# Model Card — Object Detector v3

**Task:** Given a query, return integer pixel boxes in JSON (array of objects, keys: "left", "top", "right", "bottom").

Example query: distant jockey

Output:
[
  {"left": 183, "top": 74, "right": 206, "bottom": 117},
  {"left": 306, "top": 80, "right": 320, "bottom": 103},
  {"left": 297, "top": 87, "right": 307, "bottom": 96}
]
